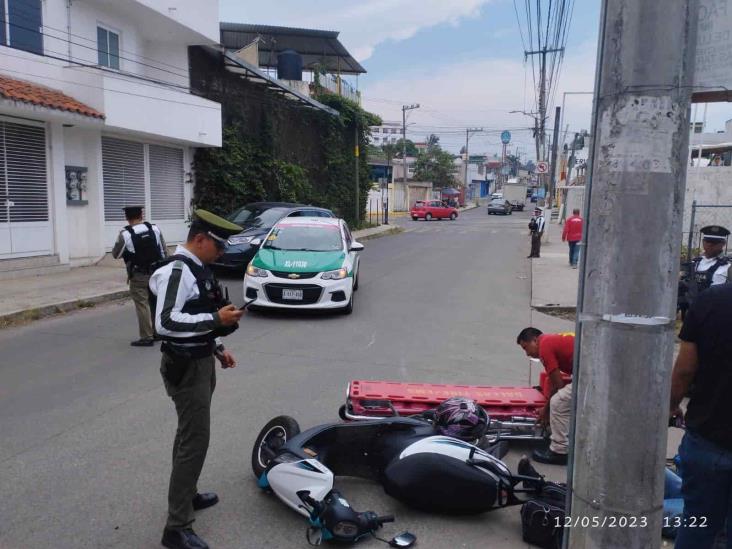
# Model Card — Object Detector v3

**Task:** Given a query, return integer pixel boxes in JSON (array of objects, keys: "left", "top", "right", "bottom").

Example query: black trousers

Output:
[{"left": 530, "top": 232, "right": 542, "bottom": 257}]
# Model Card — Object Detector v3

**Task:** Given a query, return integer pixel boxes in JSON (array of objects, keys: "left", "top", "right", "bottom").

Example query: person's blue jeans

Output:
[
  {"left": 675, "top": 431, "right": 732, "bottom": 548},
  {"left": 568, "top": 241, "right": 580, "bottom": 266}
]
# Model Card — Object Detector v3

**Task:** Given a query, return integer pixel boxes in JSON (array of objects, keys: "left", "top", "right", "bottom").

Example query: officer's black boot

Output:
[{"left": 161, "top": 527, "right": 209, "bottom": 549}]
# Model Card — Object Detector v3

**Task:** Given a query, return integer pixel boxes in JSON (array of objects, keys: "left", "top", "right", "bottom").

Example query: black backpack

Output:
[
  {"left": 124, "top": 222, "right": 163, "bottom": 273},
  {"left": 520, "top": 482, "right": 567, "bottom": 549},
  {"left": 528, "top": 218, "right": 539, "bottom": 232}
]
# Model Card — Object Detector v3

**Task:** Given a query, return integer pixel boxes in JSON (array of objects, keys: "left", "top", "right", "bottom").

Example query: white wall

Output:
[{"left": 683, "top": 167, "right": 732, "bottom": 239}]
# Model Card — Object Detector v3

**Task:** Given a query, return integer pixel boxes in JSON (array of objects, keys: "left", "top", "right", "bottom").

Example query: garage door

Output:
[{"left": 0, "top": 118, "right": 52, "bottom": 258}]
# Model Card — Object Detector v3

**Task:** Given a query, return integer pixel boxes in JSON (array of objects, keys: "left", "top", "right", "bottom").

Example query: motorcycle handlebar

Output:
[{"left": 377, "top": 514, "right": 395, "bottom": 525}]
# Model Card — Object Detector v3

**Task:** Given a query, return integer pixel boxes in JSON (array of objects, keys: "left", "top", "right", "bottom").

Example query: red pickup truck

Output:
[{"left": 410, "top": 200, "right": 459, "bottom": 221}]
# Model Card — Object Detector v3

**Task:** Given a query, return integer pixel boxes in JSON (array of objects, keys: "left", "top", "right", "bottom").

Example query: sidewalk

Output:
[
  {"left": 531, "top": 217, "right": 579, "bottom": 312},
  {"left": 0, "top": 224, "right": 401, "bottom": 327}
]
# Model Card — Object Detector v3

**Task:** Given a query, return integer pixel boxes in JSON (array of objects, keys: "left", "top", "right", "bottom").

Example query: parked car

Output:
[
  {"left": 213, "top": 202, "right": 334, "bottom": 271},
  {"left": 243, "top": 217, "right": 362, "bottom": 314},
  {"left": 410, "top": 200, "right": 459, "bottom": 221},
  {"left": 487, "top": 198, "right": 513, "bottom": 215}
]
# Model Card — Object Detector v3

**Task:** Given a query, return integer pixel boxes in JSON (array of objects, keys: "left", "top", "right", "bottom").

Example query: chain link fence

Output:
[{"left": 682, "top": 201, "right": 732, "bottom": 259}]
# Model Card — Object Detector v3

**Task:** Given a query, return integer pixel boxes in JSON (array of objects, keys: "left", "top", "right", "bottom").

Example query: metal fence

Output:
[{"left": 683, "top": 201, "right": 732, "bottom": 258}]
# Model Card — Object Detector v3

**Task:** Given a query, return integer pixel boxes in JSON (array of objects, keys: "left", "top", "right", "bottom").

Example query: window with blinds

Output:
[
  {"left": 102, "top": 137, "right": 145, "bottom": 222},
  {"left": 0, "top": 120, "right": 48, "bottom": 223},
  {"left": 149, "top": 145, "right": 184, "bottom": 220}
]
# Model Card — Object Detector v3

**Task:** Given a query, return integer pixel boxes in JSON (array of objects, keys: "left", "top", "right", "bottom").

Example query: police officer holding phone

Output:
[{"left": 149, "top": 209, "right": 244, "bottom": 549}]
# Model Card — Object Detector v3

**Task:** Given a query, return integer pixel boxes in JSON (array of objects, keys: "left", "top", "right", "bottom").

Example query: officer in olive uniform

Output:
[
  {"left": 112, "top": 206, "right": 167, "bottom": 346},
  {"left": 678, "top": 224, "right": 730, "bottom": 319},
  {"left": 149, "top": 209, "right": 244, "bottom": 549}
]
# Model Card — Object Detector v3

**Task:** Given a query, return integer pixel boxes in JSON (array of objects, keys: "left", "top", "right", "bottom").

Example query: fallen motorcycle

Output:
[{"left": 252, "top": 404, "right": 555, "bottom": 546}]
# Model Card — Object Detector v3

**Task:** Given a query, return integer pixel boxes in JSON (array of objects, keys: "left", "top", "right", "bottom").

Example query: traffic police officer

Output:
[
  {"left": 679, "top": 225, "right": 729, "bottom": 319},
  {"left": 112, "top": 205, "right": 167, "bottom": 346},
  {"left": 528, "top": 207, "right": 546, "bottom": 258},
  {"left": 149, "top": 209, "right": 244, "bottom": 549}
]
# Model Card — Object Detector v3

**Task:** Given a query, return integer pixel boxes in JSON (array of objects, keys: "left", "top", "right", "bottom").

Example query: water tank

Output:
[{"left": 278, "top": 49, "right": 303, "bottom": 81}]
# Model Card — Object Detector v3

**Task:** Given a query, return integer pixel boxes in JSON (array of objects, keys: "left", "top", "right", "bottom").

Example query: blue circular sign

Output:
[{"left": 501, "top": 130, "right": 511, "bottom": 144}]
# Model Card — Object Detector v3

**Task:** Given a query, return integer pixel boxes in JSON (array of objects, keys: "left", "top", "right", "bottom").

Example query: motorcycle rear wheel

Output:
[{"left": 252, "top": 415, "right": 301, "bottom": 478}]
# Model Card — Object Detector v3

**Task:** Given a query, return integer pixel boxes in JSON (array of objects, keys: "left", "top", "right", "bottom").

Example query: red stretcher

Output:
[{"left": 340, "top": 372, "right": 571, "bottom": 442}]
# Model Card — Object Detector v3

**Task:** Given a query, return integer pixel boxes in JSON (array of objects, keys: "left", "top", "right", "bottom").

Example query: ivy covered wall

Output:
[{"left": 189, "top": 47, "right": 379, "bottom": 226}]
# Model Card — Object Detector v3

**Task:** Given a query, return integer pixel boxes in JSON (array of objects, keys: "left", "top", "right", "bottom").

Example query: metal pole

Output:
[
  {"left": 549, "top": 106, "right": 561, "bottom": 209},
  {"left": 687, "top": 200, "right": 697, "bottom": 263},
  {"left": 464, "top": 129, "right": 469, "bottom": 189},
  {"left": 566, "top": 1, "right": 698, "bottom": 547},
  {"left": 355, "top": 123, "right": 360, "bottom": 224}
]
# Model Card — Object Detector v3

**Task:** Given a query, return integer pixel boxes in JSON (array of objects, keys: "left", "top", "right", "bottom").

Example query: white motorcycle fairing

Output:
[
  {"left": 265, "top": 458, "right": 334, "bottom": 517},
  {"left": 399, "top": 436, "right": 512, "bottom": 478}
]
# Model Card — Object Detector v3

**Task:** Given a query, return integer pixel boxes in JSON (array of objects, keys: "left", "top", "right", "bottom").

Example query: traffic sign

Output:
[
  {"left": 500, "top": 130, "right": 511, "bottom": 145},
  {"left": 536, "top": 161, "right": 549, "bottom": 174}
]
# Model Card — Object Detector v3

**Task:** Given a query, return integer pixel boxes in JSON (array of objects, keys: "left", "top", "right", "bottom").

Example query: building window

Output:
[
  {"left": 372, "top": 128, "right": 379, "bottom": 134},
  {"left": 1, "top": 0, "right": 43, "bottom": 55},
  {"left": 97, "top": 26, "right": 120, "bottom": 69}
]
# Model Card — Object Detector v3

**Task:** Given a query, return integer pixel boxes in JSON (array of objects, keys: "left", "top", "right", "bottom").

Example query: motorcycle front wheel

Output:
[{"left": 251, "top": 415, "right": 301, "bottom": 478}]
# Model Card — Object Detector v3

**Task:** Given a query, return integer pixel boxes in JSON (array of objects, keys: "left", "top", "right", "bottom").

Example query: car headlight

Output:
[
  {"left": 228, "top": 235, "right": 253, "bottom": 245},
  {"left": 246, "top": 264, "right": 269, "bottom": 277},
  {"left": 321, "top": 268, "right": 347, "bottom": 280}
]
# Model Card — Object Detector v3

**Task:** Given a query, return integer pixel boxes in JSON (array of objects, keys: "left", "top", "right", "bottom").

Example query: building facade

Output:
[{"left": 0, "top": 0, "right": 221, "bottom": 271}]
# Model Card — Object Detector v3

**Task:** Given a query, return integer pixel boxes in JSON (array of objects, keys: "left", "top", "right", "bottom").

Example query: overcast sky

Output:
[{"left": 219, "top": 0, "right": 732, "bottom": 159}]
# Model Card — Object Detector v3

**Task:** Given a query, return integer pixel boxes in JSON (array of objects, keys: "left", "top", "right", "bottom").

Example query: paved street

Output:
[{"left": 0, "top": 207, "right": 572, "bottom": 549}]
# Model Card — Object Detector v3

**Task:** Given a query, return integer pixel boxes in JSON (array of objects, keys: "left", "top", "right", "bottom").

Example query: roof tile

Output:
[{"left": 0, "top": 74, "right": 104, "bottom": 119}]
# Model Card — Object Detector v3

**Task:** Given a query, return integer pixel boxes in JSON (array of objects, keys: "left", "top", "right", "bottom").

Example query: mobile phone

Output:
[{"left": 239, "top": 299, "right": 256, "bottom": 310}]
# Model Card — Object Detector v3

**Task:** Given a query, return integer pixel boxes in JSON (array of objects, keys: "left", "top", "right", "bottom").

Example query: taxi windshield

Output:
[{"left": 263, "top": 225, "right": 343, "bottom": 252}]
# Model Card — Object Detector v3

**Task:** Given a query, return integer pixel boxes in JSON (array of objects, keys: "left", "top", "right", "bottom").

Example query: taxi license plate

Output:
[{"left": 282, "top": 289, "right": 303, "bottom": 300}]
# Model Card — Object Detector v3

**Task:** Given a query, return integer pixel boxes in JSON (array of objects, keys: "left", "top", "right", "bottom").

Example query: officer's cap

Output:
[
  {"left": 123, "top": 205, "right": 143, "bottom": 218},
  {"left": 700, "top": 225, "right": 730, "bottom": 241},
  {"left": 192, "top": 209, "right": 243, "bottom": 241},
  {"left": 534, "top": 207, "right": 543, "bottom": 212}
]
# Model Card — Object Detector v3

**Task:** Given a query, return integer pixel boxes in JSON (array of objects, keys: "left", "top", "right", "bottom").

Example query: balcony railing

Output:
[{"left": 313, "top": 72, "right": 361, "bottom": 104}]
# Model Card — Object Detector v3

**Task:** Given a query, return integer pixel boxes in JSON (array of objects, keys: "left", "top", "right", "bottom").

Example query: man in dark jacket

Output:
[{"left": 670, "top": 283, "right": 732, "bottom": 548}]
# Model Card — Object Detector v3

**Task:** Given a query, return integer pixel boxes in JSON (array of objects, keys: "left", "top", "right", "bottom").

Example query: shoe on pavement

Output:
[
  {"left": 161, "top": 528, "right": 209, "bottom": 549},
  {"left": 130, "top": 338, "right": 155, "bottom": 347},
  {"left": 532, "top": 448, "right": 568, "bottom": 465},
  {"left": 192, "top": 492, "right": 219, "bottom": 511}
]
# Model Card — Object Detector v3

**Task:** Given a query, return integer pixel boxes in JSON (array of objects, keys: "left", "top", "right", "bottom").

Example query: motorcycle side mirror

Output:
[{"left": 389, "top": 532, "right": 416, "bottom": 547}]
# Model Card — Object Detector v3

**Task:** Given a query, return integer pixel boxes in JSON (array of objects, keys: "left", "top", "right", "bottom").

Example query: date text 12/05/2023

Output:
[{"left": 555, "top": 516, "right": 708, "bottom": 529}]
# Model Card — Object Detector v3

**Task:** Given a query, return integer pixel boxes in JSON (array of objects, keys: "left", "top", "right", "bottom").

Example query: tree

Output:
[
  {"left": 426, "top": 133, "right": 440, "bottom": 148},
  {"left": 413, "top": 144, "right": 458, "bottom": 187},
  {"left": 393, "top": 138, "right": 417, "bottom": 157}
]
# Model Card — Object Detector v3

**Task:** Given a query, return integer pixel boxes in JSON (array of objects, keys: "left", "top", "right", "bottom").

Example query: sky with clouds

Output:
[{"left": 219, "top": 0, "right": 732, "bottom": 159}]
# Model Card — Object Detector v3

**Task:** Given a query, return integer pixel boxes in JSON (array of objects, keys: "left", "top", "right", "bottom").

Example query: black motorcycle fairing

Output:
[
  {"left": 382, "top": 451, "right": 506, "bottom": 515},
  {"left": 277, "top": 418, "right": 434, "bottom": 479}
]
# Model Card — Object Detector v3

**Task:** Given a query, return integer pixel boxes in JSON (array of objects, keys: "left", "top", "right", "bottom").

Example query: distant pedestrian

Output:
[
  {"left": 562, "top": 208, "right": 583, "bottom": 268},
  {"left": 111, "top": 206, "right": 167, "bottom": 347},
  {"left": 527, "top": 207, "right": 545, "bottom": 258},
  {"left": 670, "top": 283, "right": 732, "bottom": 548}
]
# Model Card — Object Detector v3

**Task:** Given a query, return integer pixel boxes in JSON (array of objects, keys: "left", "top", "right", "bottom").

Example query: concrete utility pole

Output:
[
  {"left": 567, "top": 1, "right": 698, "bottom": 547},
  {"left": 549, "top": 106, "right": 560, "bottom": 209},
  {"left": 525, "top": 45, "right": 564, "bottom": 191},
  {"left": 463, "top": 127, "right": 483, "bottom": 189},
  {"left": 402, "top": 104, "right": 419, "bottom": 188}
]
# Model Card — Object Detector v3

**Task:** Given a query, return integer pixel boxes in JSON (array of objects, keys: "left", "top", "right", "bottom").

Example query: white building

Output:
[
  {"left": 370, "top": 121, "right": 401, "bottom": 146},
  {"left": 0, "top": 0, "right": 221, "bottom": 273}
]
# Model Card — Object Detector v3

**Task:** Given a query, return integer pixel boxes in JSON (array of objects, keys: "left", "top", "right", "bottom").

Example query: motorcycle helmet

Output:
[{"left": 434, "top": 397, "right": 488, "bottom": 441}]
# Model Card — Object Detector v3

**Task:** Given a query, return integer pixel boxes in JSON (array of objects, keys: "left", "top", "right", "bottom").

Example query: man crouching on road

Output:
[{"left": 517, "top": 328, "right": 574, "bottom": 465}]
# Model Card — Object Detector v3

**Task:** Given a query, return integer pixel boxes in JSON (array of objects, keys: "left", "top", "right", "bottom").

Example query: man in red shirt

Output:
[
  {"left": 562, "top": 208, "right": 583, "bottom": 268},
  {"left": 517, "top": 327, "right": 575, "bottom": 465}
]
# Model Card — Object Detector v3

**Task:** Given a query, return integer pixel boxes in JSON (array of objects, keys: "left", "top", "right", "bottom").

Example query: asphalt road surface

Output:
[{"left": 0, "top": 207, "right": 572, "bottom": 549}]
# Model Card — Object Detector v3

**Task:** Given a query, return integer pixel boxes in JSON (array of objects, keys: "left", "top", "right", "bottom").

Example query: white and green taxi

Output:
[{"left": 243, "top": 217, "right": 363, "bottom": 314}]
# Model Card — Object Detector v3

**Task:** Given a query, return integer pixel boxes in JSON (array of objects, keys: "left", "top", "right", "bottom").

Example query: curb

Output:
[
  {"left": 355, "top": 227, "right": 404, "bottom": 241},
  {"left": 0, "top": 290, "right": 130, "bottom": 329}
]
